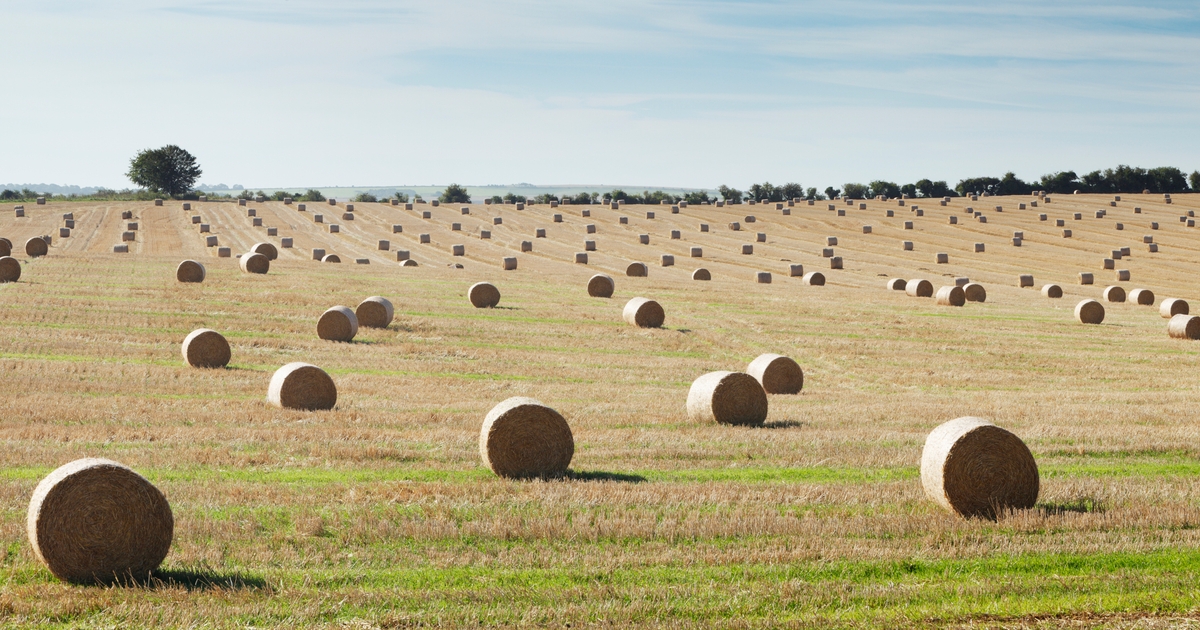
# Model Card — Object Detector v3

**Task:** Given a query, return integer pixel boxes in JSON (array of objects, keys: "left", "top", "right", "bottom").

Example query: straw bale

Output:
[
  {"left": 25, "top": 237, "right": 48, "bottom": 257},
  {"left": 1079, "top": 272, "right": 1094, "bottom": 285},
  {"left": 401, "top": 259, "right": 418, "bottom": 267},
  {"left": 1160, "top": 298, "right": 1189, "bottom": 318},
  {"left": 0, "top": 239, "right": 10, "bottom": 257},
  {"left": 692, "top": 268, "right": 711, "bottom": 281},
  {"left": 661, "top": 255, "right": 674, "bottom": 267},
  {"left": 521, "top": 241, "right": 532, "bottom": 252},
  {"left": 790, "top": 264, "right": 804, "bottom": 277},
  {"left": 906, "top": 279, "right": 933, "bottom": 297},
  {"left": 623, "top": 297, "right": 664, "bottom": 328},
  {"left": 0, "top": 256, "right": 21, "bottom": 282},
  {"left": 744, "top": 244, "right": 755, "bottom": 255},
  {"left": 478, "top": 396, "right": 575, "bottom": 479},
  {"left": 27, "top": 458, "right": 173, "bottom": 584},
  {"left": 756, "top": 272, "right": 772, "bottom": 284},
  {"left": 59, "top": 228, "right": 70, "bottom": 238},
  {"left": 1076, "top": 299, "right": 1105, "bottom": 323},
  {"left": 746, "top": 354, "right": 803, "bottom": 394},
  {"left": 627, "top": 262, "right": 648, "bottom": 277},
  {"left": 802, "top": 271, "right": 825, "bottom": 286},
  {"left": 920, "top": 417, "right": 1038, "bottom": 519},
  {"left": 240, "top": 252, "right": 269, "bottom": 274},
  {"left": 181, "top": 328, "right": 230, "bottom": 368},
  {"left": 251, "top": 242, "right": 278, "bottom": 261},
  {"left": 1041, "top": 284, "right": 1063, "bottom": 298},
  {"left": 1168, "top": 314, "right": 1200, "bottom": 339},
  {"left": 575, "top": 253, "right": 588, "bottom": 264},
  {"left": 466, "top": 282, "right": 500, "bottom": 308},
  {"left": 1129, "top": 288, "right": 1154, "bottom": 305},
  {"left": 356, "top": 296, "right": 394, "bottom": 328},
  {"left": 175, "top": 260, "right": 205, "bottom": 283},
  {"left": 452, "top": 244, "right": 465, "bottom": 256},
  {"left": 903, "top": 241, "right": 913, "bottom": 250},
  {"left": 1018, "top": 274, "right": 1034, "bottom": 288},
  {"left": 887, "top": 278, "right": 906, "bottom": 291},
  {"left": 936, "top": 253, "right": 949, "bottom": 263},
  {"left": 830, "top": 257, "right": 843, "bottom": 269},
  {"left": 756, "top": 232, "right": 766, "bottom": 243},
  {"left": 112, "top": 244, "right": 128, "bottom": 253},
  {"left": 936, "top": 285, "right": 965, "bottom": 306},
  {"left": 963, "top": 283, "right": 986, "bottom": 302},
  {"left": 268, "top": 362, "right": 336, "bottom": 410},
  {"left": 587, "top": 274, "right": 615, "bottom": 298},
  {"left": 686, "top": 371, "right": 768, "bottom": 426},
  {"left": 501, "top": 256, "right": 517, "bottom": 270},
  {"left": 317, "top": 305, "right": 358, "bottom": 341},
  {"left": 1103, "top": 286, "right": 1126, "bottom": 302},
  {"left": 122, "top": 231, "right": 136, "bottom": 242}
]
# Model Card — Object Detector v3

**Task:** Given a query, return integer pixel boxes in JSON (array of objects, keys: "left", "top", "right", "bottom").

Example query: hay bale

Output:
[
  {"left": 936, "top": 285, "right": 965, "bottom": 306},
  {"left": 1129, "top": 288, "right": 1155, "bottom": 306},
  {"left": 639, "top": 234, "right": 650, "bottom": 245},
  {"left": 1116, "top": 269, "right": 1130, "bottom": 281},
  {"left": 317, "top": 305, "right": 358, "bottom": 341},
  {"left": 936, "top": 253, "right": 949, "bottom": 264},
  {"left": 1075, "top": 299, "right": 1105, "bottom": 324},
  {"left": 1041, "top": 284, "right": 1063, "bottom": 298},
  {"left": 802, "top": 271, "right": 825, "bottom": 286},
  {"left": 686, "top": 371, "right": 768, "bottom": 426},
  {"left": 0, "top": 255, "right": 21, "bottom": 282},
  {"left": 1160, "top": 298, "right": 1189, "bottom": 318},
  {"left": 181, "top": 328, "right": 230, "bottom": 368},
  {"left": 690, "top": 247, "right": 703, "bottom": 258},
  {"left": 240, "top": 252, "right": 269, "bottom": 274},
  {"left": 627, "top": 262, "right": 648, "bottom": 277},
  {"left": 401, "top": 259, "right": 418, "bottom": 267},
  {"left": 661, "top": 254, "right": 675, "bottom": 267},
  {"left": 452, "top": 244, "right": 465, "bottom": 256},
  {"left": 830, "top": 256, "right": 843, "bottom": 269},
  {"left": 1079, "top": 272, "right": 1094, "bottom": 285},
  {"left": 587, "top": 274, "right": 615, "bottom": 298},
  {"left": 575, "top": 252, "right": 588, "bottom": 264},
  {"left": 281, "top": 237, "right": 293, "bottom": 248},
  {"left": 268, "top": 362, "right": 336, "bottom": 410},
  {"left": 175, "top": 260, "right": 205, "bottom": 283},
  {"left": 920, "top": 417, "right": 1038, "bottom": 519},
  {"left": 27, "top": 458, "right": 173, "bottom": 584},
  {"left": 479, "top": 397, "right": 574, "bottom": 478},
  {"left": 887, "top": 278, "right": 906, "bottom": 291},
  {"left": 962, "top": 283, "right": 986, "bottom": 302},
  {"left": 692, "top": 268, "right": 711, "bottom": 281},
  {"left": 902, "top": 241, "right": 913, "bottom": 251},
  {"left": 756, "top": 272, "right": 772, "bottom": 284},
  {"left": 521, "top": 241, "right": 532, "bottom": 252},
  {"left": 25, "top": 237, "right": 48, "bottom": 257},
  {"left": 469, "top": 282, "right": 501, "bottom": 308},
  {"left": 1103, "top": 286, "right": 1126, "bottom": 302},
  {"left": 501, "top": 256, "right": 517, "bottom": 270},
  {"left": 699, "top": 223, "right": 709, "bottom": 232},
  {"left": 906, "top": 279, "right": 933, "bottom": 297},
  {"left": 251, "top": 242, "right": 278, "bottom": 261},
  {"left": 743, "top": 244, "right": 754, "bottom": 255},
  {"left": 756, "top": 232, "right": 766, "bottom": 243},
  {"left": 1168, "top": 314, "right": 1200, "bottom": 339},
  {"left": 356, "top": 296, "right": 394, "bottom": 328},
  {"left": 790, "top": 264, "right": 805, "bottom": 277},
  {"left": 623, "top": 297, "right": 664, "bottom": 328},
  {"left": 0, "top": 239, "right": 10, "bottom": 257},
  {"left": 746, "top": 354, "right": 803, "bottom": 394},
  {"left": 904, "top": 221, "right": 914, "bottom": 229},
  {"left": 1016, "top": 274, "right": 1033, "bottom": 288}
]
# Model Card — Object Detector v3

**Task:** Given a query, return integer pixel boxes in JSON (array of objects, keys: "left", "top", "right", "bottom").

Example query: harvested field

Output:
[{"left": 1, "top": 194, "right": 1200, "bottom": 627}]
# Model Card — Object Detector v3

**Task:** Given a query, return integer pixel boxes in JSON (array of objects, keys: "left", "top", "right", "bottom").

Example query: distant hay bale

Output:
[
  {"left": 575, "top": 252, "right": 588, "bottom": 264},
  {"left": 587, "top": 274, "right": 615, "bottom": 298},
  {"left": 175, "top": 260, "right": 205, "bottom": 283},
  {"left": 1160, "top": 298, "right": 1189, "bottom": 318},
  {"left": 802, "top": 271, "right": 825, "bottom": 286},
  {"left": 356, "top": 296, "right": 394, "bottom": 328},
  {"left": 1103, "top": 286, "right": 1126, "bottom": 303},
  {"left": 756, "top": 232, "right": 766, "bottom": 243},
  {"left": 1129, "top": 289, "right": 1155, "bottom": 306},
  {"left": 25, "top": 237, "right": 48, "bottom": 257},
  {"left": 623, "top": 297, "right": 664, "bottom": 328},
  {"left": 690, "top": 247, "right": 703, "bottom": 257},
  {"left": 661, "top": 254, "right": 675, "bottom": 267},
  {"left": 699, "top": 223, "right": 709, "bottom": 232},
  {"left": 1079, "top": 272, "right": 1094, "bottom": 285},
  {"left": 756, "top": 272, "right": 772, "bottom": 284},
  {"left": 743, "top": 244, "right": 754, "bottom": 255},
  {"left": 1041, "top": 284, "right": 1063, "bottom": 298},
  {"left": 1018, "top": 274, "right": 1034, "bottom": 288},
  {"left": 401, "top": 259, "right": 418, "bottom": 267},
  {"left": 1116, "top": 269, "right": 1130, "bottom": 281},
  {"left": 686, "top": 371, "right": 768, "bottom": 426},
  {"left": 469, "top": 282, "right": 501, "bottom": 308},
  {"left": 789, "top": 264, "right": 804, "bottom": 277},
  {"left": 920, "top": 417, "right": 1038, "bottom": 519},
  {"left": 973, "top": 243, "right": 984, "bottom": 253},
  {"left": 936, "top": 253, "right": 949, "bottom": 264},
  {"left": 1075, "top": 299, "right": 1105, "bottom": 324},
  {"left": 501, "top": 256, "right": 517, "bottom": 270},
  {"left": 904, "top": 221, "right": 914, "bottom": 229},
  {"left": 1168, "top": 314, "right": 1200, "bottom": 339},
  {"left": 520, "top": 241, "right": 532, "bottom": 252},
  {"left": 268, "top": 362, "right": 336, "bottom": 410},
  {"left": 479, "top": 397, "right": 574, "bottom": 478},
  {"left": 0, "top": 256, "right": 21, "bottom": 282},
  {"left": 639, "top": 234, "right": 650, "bottom": 245},
  {"left": 0, "top": 238, "right": 10, "bottom": 256},
  {"left": 113, "top": 244, "right": 128, "bottom": 253},
  {"left": 903, "top": 241, "right": 913, "bottom": 251},
  {"left": 692, "top": 268, "right": 711, "bottom": 281},
  {"left": 746, "top": 354, "right": 803, "bottom": 394},
  {"left": 240, "top": 252, "right": 269, "bottom": 274},
  {"left": 317, "top": 305, "right": 358, "bottom": 341},
  {"left": 887, "top": 278, "right": 906, "bottom": 291},
  {"left": 122, "top": 231, "right": 136, "bottom": 242},
  {"left": 906, "top": 279, "right": 933, "bottom": 297},
  {"left": 830, "top": 257, "right": 843, "bottom": 269},
  {"left": 536, "top": 228, "right": 546, "bottom": 238},
  {"left": 452, "top": 244, "right": 465, "bottom": 256},
  {"left": 181, "top": 328, "right": 230, "bottom": 368},
  {"left": 626, "top": 262, "right": 648, "bottom": 277},
  {"left": 962, "top": 283, "right": 986, "bottom": 302},
  {"left": 59, "top": 228, "right": 70, "bottom": 238},
  {"left": 251, "top": 242, "right": 278, "bottom": 261},
  {"left": 936, "top": 285, "right": 965, "bottom": 306},
  {"left": 27, "top": 458, "right": 173, "bottom": 584}
]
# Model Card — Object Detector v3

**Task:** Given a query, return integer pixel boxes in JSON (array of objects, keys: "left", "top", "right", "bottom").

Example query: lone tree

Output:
[
  {"left": 439, "top": 183, "right": 471, "bottom": 204},
  {"left": 126, "top": 145, "right": 202, "bottom": 197}
]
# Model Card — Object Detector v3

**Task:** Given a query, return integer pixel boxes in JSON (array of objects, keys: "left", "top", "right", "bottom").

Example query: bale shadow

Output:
[
  {"left": 1038, "top": 497, "right": 1105, "bottom": 515},
  {"left": 762, "top": 420, "right": 807, "bottom": 430},
  {"left": 143, "top": 569, "right": 268, "bottom": 591},
  {"left": 491, "top": 306, "right": 522, "bottom": 311},
  {"left": 566, "top": 470, "right": 648, "bottom": 483}
]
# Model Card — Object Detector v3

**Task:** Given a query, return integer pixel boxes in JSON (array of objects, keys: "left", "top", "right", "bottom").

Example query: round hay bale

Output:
[
  {"left": 692, "top": 268, "right": 711, "bottom": 281},
  {"left": 906, "top": 279, "right": 933, "bottom": 297},
  {"left": 316, "top": 305, "right": 358, "bottom": 341},
  {"left": 962, "top": 283, "right": 986, "bottom": 303},
  {"left": 1168, "top": 314, "right": 1200, "bottom": 339},
  {"left": 0, "top": 255, "right": 20, "bottom": 282},
  {"left": 469, "top": 282, "right": 501, "bottom": 308},
  {"left": 27, "top": 458, "right": 173, "bottom": 584},
  {"left": 1041, "top": 284, "right": 1063, "bottom": 298},
  {"left": 936, "top": 285, "right": 966, "bottom": 306},
  {"left": 322, "top": 254, "right": 341, "bottom": 263},
  {"left": 251, "top": 242, "right": 278, "bottom": 261},
  {"left": 626, "top": 262, "right": 648, "bottom": 277},
  {"left": 746, "top": 354, "right": 803, "bottom": 394},
  {"left": 686, "top": 371, "right": 768, "bottom": 426},
  {"left": 623, "top": 297, "right": 664, "bottom": 328},
  {"left": 920, "top": 417, "right": 1038, "bottom": 519},
  {"left": 1075, "top": 299, "right": 1105, "bottom": 324},
  {"left": 1102, "top": 286, "right": 1126, "bottom": 303},
  {"left": 25, "top": 237, "right": 48, "bottom": 257},
  {"left": 1129, "top": 289, "right": 1154, "bottom": 305},
  {"left": 180, "top": 328, "right": 230, "bottom": 368},
  {"left": 887, "top": 278, "right": 907, "bottom": 291},
  {"left": 0, "top": 237, "right": 12, "bottom": 256},
  {"left": 479, "top": 397, "right": 574, "bottom": 478},
  {"left": 1160, "top": 298, "right": 1189, "bottom": 318},
  {"left": 175, "top": 260, "right": 205, "bottom": 283},
  {"left": 401, "top": 259, "right": 418, "bottom": 267},
  {"left": 802, "top": 272, "right": 825, "bottom": 286},
  {"left": 587, "top": 274, "right": 615, "bottom": 298},
  {"left": 267, "top": 362, "right": 337, "bottom": 410},
  {"left": 240, "top": 252, "right": 269, "bottom": 274},
  {"left": 355, "top": 296, "right": 394, "bottom": 328}
]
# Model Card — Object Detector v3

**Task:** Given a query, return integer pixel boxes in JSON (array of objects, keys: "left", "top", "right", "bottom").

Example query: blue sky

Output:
[{"left": 2, "top": 0, "right": 1198, "bottom": 190}]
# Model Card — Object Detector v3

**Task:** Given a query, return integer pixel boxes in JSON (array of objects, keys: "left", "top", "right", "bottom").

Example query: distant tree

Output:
[
  {"left": 439, "top": 183, "right": 471, "bottom": 203},
  {"left": 683, "top": 190, "right": 712, "bottom": 204},
  {"left": 393, "top": 192, "right": 410, "bottom": 203},
  {"left": 302, "top": 189, "right": 326, "bottom": 202},
  {"left": 805, "top": 187, "right": 820, "bottom": 200},
  {"left": 126, "top": 145, "right": 202, "bottom": 196},
  {"left": 778, "top": 182, "right": 804, "bottom": 201},
  {"left": 489, "top": 195, "right": 503, "bottom": 204},
  {"left": 867, "top": 180, "right": 901, "bottom": 199},
  {"left": 271, "top": 191, "right": 289, "bottom": 201},
  {"left": 533, "top": 193, "right": 559, "bottom": 204},
  {"left": 955, "top": 177, "right": 1001, "bottom": 196},
  {"left": 824, "top": 186, "right": 841, "bottom": 199},
  {"left": 746, "top": 182, "right": 778, "bottom": 202},
  {"left": 1080, "top": 170, "right": 1106, "bottom": 193},
  {"left": 914, "top": 179, "right": 951, "bottom": 198},
  {"left": 717, "top": 185, "right": 743, "bottom": 204},
  {"left": 900, "top": 183, "right": 917, "bottom": 198},
  {"left": 570, "top": 192, "right": 596, "bottom": 205},
  {"left": 0, "top": 189, "right": 16, "bottom": 200},
  {"left": 1146, "top": 166, "right": 1189, "bottom": 193},
  {"left": 502, "top": 192, "right": 526, "bottom": 203},
  {"left": 842, "top": 183, "right": 869, "bottom": 199},
  {"left": 1191, "top": 171, "right": 1200, "bottom": 191},
  {"left": 355, "top": 192, "right": 378, "bottom": 202},
  {"left": 1038, "top": 171, "right": 1080, "bottom": 194},
  {"left": 994, "top": 172, "right": 1032, "bottom": 196}
]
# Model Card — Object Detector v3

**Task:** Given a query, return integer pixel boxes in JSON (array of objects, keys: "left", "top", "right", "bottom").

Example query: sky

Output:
[{"left": 1, "top": 0, "right": 1199, "bottom": 191}]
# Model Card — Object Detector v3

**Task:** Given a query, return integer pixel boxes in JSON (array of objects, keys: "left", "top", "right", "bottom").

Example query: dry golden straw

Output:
[
  {"left": 906, "top": 279, "right": 933, "bottom": 297},
  {"left": 175, "top": 260, "right": 205, "bottom": 283},
  {"left": 887, "top": 278, "right": 907, "bottom": 291},
  {"left": 1075, "top": 299, "right": 1105, "bottom": 324},
  {"left": 1102, "top": 286, "right": 1126, "bottom": 303},
  {"left": 240, "top": 253, "right": 269, "bottom": 274},
  {"left": 356, "top": 296, "right": 394, "bottom": 328},
  {"left": 1160, "top": 298, "right": 1189, "bottom": 318},
  {"left": 746, "top": 354, "right": 803, "bottom": 394},
  {"left": 626, "top": 262, "right": 648, "bottom": 277},
  {"left": 268, "top": 362, "right": 337, "bottom": 410},
  {"left": 920, "top": 417, "right": 1039, "bottom": 519},
  {"left": 1169, "top": 314, "right": 1200, "bottom": 339},
  {"left": 181, "top": 328, "right": 231, "bottom": 368},
  {"left": 587, "top": 274, "right": 615, "bottom": 298},
  {"left": 25, "top": 236, "right": 48, "bottom": 258},
  {"left": 962, "top": 283, "right": 986, "bottom": 303},
  {"left": 1041, "top": 284, "right": 1063, "bottom": 298},
  {"left": 623, "top": 297, "right": 664, "bottom": 328},
  {"left": 317, "top": 305, "right": 359, "bottom": 342},
  {"left": 251, "top": 242, "right": 278, "bottom": 261},
  {"left": 686, "top": 371, "right": 768, "bottom": 426},
  {"left": 692, "top": 268, "right": 711, "bottom": 281},
  {"left": 0, "top": 255, "right": 20, "bottom": 282},
  {"left": 27, "top": 458, "right": 173, "bottom": 584},
  {"left": 936, "top": 285, "right": 966, "bottom": 306},
  {"left": 1129, "top": 289, "right": 1155, "bottom": 306},
  {"left": 478, "top": 397, "right": 574, "bottom": 478},
  {"left": 469, "top": 282, "right": 501, "bottom": 308}
]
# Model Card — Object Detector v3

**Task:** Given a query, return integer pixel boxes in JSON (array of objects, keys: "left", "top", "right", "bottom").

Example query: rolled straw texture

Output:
[
  {"left": 478, "top": 397, "right": 574, "bottom": 478},
  {"left": 920, "top": 417, "right": 1039, "bottom": 519},
  {"left": 240, "top": 253, "right": 269, "bottom": 274},
  {"left": 25, "top": 237, "right": 48, "bottom": 257},
  {"left": 686, "top": 371, "right": 768, "bottom": 426},
  {"left": 626, "top": 262, "right": 648, "bottom": 277},
  {"left": 887, "top": 278, "right": 907, "bottom": 291},
  {"left": 267, "top": 362, "right": 337, "bottom": 410},
  {"left": 27, "top": 458, "right": 173, "bottom": 583},
  {"left": 317, "top": 306, "right": 358, "bottom": 341},
  {"left": 251, "top": 242, "right": 278, "bottom": 261},
  {"left": 1041, "top": 284, "right": 1063, "bottom": 298},
  {"left": 0, "top": 256, "right": 20, "bottom": 282},
  {"left": 1129, "top": 289, "right": 1155, "bottom": 306},
  {"left": 181, "top": 328, "right": 230, "bottom": 368},
  {"left": 1168, "top": 314, "right": 1200, "bottom": 340},
  {"left": 936, "top": 285, "right": 965, "bottom": 306},
  {"left": 692, "top": 268, "right": 711, "bottom": 281},
  {"left": 587, "top": 274, "right": 615, "bottom": 298},
  {"left": 469, "top": 282, "right": 501, "bottom": 308},
  {"left": 623, "top": 297, "right": 664, "bottom": 328},
  {"left": 175, "top": 260, "right": 205, "bottom": 283},
  {"left": 962, "top": 283, "right": 986, "bottom": 303},
  {"left": 746, "top": 354, "right": 803, "bottom": 394},
  {"left": 1075, "top": 299, "right": 1105, "bottom": 324},
  {"left": 1102, "top": 286, "right": 1126, "bottom": 303},
  {"left": 906, "top": 279, "right": 933, "bottom": 297},
  {"left": 1160, "top": 298, "right": 1189, "bottom": 318},
  {"left": 356, "top": 296, "right": 394, "bottom": 328}
]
